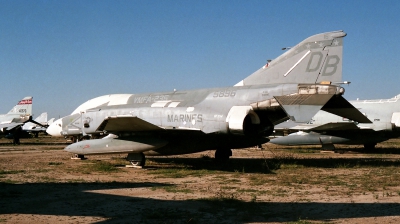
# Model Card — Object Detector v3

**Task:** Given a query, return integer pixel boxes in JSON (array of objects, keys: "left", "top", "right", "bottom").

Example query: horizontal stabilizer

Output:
[
  {"left": 321, "top": 95, "right": 372, "bottom": 123},
  {"left": 274, "top": 94, "right": 334, "bottom": 123},
  {"left": 96, "top": 115, "right": 163, "bottom": 132}
]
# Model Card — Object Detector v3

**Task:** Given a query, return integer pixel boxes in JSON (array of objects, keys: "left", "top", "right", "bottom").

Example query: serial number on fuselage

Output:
[{"left": 213, "top": 90, "right": 236, "bottom": 98}]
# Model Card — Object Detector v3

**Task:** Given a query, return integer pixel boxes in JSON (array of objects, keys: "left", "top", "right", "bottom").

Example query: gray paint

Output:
[
  {"left": 46, "top": 31, "right": 367, "bottom": 156},
  {"left": 271, "top": 95, "right": 400, "bottom": 148}
]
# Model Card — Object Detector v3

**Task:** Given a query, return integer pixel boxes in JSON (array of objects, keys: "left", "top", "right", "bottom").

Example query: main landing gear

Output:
[
  {"left": 127, "top": 152, "right": 146, "bottom": 167},
  {"left": 215, "top": 148, "right": 232, "bottom": 161},
  {"left": 71, "top": 154, "right": 85, "bottom": 160}
]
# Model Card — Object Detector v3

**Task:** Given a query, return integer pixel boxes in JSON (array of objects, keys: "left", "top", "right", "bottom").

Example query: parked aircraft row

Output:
[
  {"left": 271, "top": 94, "right": 400, "bottom": 150},
  {"left": 4, "top": 31, "right": 399, "bottom": 166},
  {"left": 0, "top": 97, "right": 54, "bottom": 139}
]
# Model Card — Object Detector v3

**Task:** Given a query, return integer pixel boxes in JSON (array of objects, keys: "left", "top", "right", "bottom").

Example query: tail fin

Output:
[
  {"left": 235, "top": 31, "right": 346, "bottom": 86},
  {"left": 22, "top": 112, "right": 47, "bottom": 130},
  {"left": 7, "top": 96, "right": 33, "bottom": 115},
  {"left": 34, "top": 112, "right": 48, "bottom": 124},
  {"left": 47, "top": 118, "right": 55, "bottom": 126}
]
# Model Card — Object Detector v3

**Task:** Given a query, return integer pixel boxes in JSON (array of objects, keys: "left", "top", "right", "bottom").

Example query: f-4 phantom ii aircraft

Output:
[
  {"left": 270, "top": 94, "right": 400, "bottom": 151},
  {"left": 0, "top": 96, "right": 33, "bottom": 137},
  {"left": 7, "top": 112, "right": 54, "bottom": 138},
  {"left": 47, "top": 30, "right": 371, "bottom": 166}
]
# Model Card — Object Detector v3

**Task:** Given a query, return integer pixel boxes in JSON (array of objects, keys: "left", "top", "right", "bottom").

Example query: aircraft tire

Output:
[
  {"left": 127, "top": 152, "right": 146, "bottom": 167},
  {"left": 215, "top": 148, "right": 232, "bottom": 161}
]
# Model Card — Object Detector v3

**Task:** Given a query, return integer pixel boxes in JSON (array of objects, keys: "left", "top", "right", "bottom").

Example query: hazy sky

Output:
[{"left": 1, "top": 0, "right": 399, "bottom": 119}]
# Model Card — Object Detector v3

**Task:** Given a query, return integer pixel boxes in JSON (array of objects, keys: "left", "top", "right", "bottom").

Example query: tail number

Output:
[
  {"left": 306, "top": 52, "right": 340, "bottom": 76},
  {"left": 19, "top": 109, "right": 27, "bottom": 113}
]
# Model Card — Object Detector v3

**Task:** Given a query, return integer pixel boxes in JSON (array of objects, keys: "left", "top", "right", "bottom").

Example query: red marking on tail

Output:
[{"left": 18, "top": 99, "right": 32, "bottom": 105}]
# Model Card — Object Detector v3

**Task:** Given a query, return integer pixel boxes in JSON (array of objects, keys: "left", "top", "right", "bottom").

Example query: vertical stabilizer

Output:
[
  {"left": 7, "top": 96, "right": 33, "bottom": 115},
  {"left": 47, "top": 118, "right": 55, "bottom": 126},
  {"left": 235, "top": 31, "right": 346, "bottom": 86},
  {"left": 34, "top": 112, "right": 48, "bottom": 124}
]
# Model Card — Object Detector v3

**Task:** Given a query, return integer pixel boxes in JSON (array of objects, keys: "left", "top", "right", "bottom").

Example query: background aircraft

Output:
[
  {"left": 47, "top": 31, "right": 370, "bottom": 166},
  {"left": 0, "top": 96, "right": 33, "bottom": 137},
  {"left": 270, "top": 94, "right": 400, "bottom": 150},
  {"left": 4, "top": 112, "right": 54, "bottom": 139}
]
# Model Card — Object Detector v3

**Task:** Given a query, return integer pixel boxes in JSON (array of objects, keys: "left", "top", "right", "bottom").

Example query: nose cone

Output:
[{"left": 46, "top": 118, "right": 63, "bottom": 136}]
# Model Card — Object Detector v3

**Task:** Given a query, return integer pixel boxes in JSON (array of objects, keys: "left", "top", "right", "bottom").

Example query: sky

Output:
[{"left": 1, "top": 0, "right": 400, "bottom": 119}]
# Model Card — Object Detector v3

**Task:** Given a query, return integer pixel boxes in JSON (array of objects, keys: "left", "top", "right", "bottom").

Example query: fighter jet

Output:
[
  {"left": 47, "top": 30, "right": 369, "bottom": 166},
  {"left": 21, "top": 112, "right": 53, "bottom": 137},
  {"left": 270, "top": 94, "right": 400, "bottom": 151},
  {"left": 0, "top": 96, "right": 33, "bottom": 137}
]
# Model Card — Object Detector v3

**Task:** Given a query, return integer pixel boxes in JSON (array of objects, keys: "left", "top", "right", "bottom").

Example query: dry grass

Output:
[{"left": 1, "top": 136, "right": 400, "bottom": 223}]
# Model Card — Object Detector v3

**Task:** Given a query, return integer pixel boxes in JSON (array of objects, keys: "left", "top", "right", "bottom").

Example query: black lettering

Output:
[
  {"left": 185, "top": 114, "right": 190, "bottom": 122},
  {"left": 322, "top": 55, "right": 339, "bottom": 76},
  {"left": 306, "top": 52, "right": 323, "bottom": 72}
]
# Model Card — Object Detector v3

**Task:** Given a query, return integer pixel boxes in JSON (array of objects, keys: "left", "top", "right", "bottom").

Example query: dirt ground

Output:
[{"left": 1, "top": 136, "right": 400, "bottom": 223}]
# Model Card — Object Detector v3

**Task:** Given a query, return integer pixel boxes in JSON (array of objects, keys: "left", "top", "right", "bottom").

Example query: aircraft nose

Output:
[{"left": 46, "top": 118, "right": 63, "bottom": 136}]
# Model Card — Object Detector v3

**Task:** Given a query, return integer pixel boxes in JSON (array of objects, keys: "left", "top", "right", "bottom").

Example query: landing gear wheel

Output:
[
  {"left": 69, "top": 136, "right": 77, "bottom": 143},
  {"left": 215, "top": 148, "right": 232, "bottom": 161},
  {"left": 127, "top": 152, "right": 146, "bottom": 167},
  {"left": 71, "top": 154, "right": 85, "bottom": 160}
]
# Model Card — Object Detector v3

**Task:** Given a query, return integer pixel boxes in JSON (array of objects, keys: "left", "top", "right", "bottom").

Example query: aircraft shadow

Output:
[
  {"left": 146, "top": 157, "right": 400, "bottom": 174},
  {"left": 1, "top": 181, "right": 400, "bottom": 223}
]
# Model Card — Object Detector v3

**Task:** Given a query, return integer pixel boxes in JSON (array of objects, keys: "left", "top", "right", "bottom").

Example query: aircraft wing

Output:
[
  {"left": 27, "top": 127, "right": 48, "bottom": 132},
  {"left": 96, "top": 115, "right": 164, "bottom": 132},
  {"left": 0, "top": 122, "right": 23, "bottom": 133}
]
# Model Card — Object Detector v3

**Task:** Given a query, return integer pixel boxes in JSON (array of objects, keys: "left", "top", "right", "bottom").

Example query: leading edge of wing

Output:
[
  {"left": 96, "top": 115, "right": 203, "bottom": 133},
  {"left": 96, "top": 115, "right": 164, "bottom": 132},
  {"left": 0, "top": 123, "right": 23, "bottom": 132}
]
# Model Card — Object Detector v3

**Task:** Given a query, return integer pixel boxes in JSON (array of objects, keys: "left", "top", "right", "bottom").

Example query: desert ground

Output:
[{"left": 1, "top": 136, "right": 400, "bottom": 223}]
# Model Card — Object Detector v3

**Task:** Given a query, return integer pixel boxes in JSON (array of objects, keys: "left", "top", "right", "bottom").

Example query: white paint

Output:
[
  {"left": 71, "top": 94, "right": 133, "bottom": 114},
  {"left": 284, "top": 50, "right": 310, "bottom": 77},
  {"left": 151, "top": 101, "right": 171, "bottom": 108},
  {"left": 168, "top": 102, "right": 180, "bottom": 107},
  {"left": 234, "top": 80, "right": 244, "bottom": 86}
]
